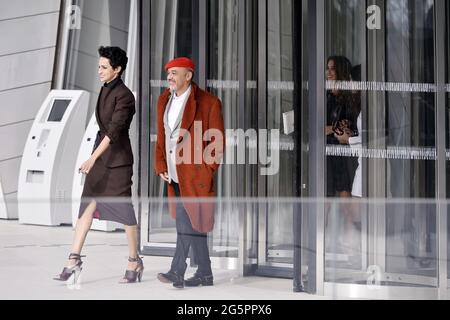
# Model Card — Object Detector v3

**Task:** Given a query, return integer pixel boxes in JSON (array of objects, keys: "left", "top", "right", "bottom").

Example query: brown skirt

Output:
[{"left": 78, "top": 159, "right": 137, "bottom": 226}]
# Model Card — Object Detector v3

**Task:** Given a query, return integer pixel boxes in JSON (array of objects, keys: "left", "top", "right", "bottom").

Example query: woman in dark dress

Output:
[
  {"left": 325, "top": 56, "right": 359, "bottom": 198},
  {"left": 54, "top": 46, "right": 143, "bottom": 284},
  {"left": 325, "top": 56, "right": 360, "bottom": 257}
]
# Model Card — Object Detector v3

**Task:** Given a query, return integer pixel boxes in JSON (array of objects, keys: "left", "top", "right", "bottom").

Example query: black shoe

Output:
[
  {"left": 157, "top": 271, "right": 176, "bottom": 283},
  {"left": 184, "top": 273, "right": 214, "bottom": 287},
  {"left": 157, "top": 271, "right": 184, "bottom": 288},
  {"left": 293, "top": 283, "right": 305, "bottom": 292},
  {"left": 293, "top": 277, "right": 305, "bottom": 292},
  {"left": 172, "top": 278, "right": 184, "bottom": 289}
]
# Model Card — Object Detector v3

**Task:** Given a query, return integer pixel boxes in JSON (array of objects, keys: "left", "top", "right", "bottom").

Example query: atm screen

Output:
[{"left": 47, "top": 99, "right": 71, "bottom": 122}]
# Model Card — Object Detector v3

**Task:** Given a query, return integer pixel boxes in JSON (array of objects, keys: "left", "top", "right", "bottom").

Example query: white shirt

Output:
[
  {"left": 349, "top": 113, "right": 362, "bottom": 197},
  {"left": 166, "top": 85, "right": 191, "bottom": 183},
  {"left": 168, "top": 86, "right": 191, "bottom": 131}
]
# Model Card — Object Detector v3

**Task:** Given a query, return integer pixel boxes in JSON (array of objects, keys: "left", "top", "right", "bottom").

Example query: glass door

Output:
[
  {"left": 323, "top": 0, "right": 439, "bottom": 289},
  {"left": 382, "top": 0, "right": 436, "bottom": 283},
  {"left": 141, "top": 0, "right": 258, "bottom": 267},
  {"left": 445, "top": 0, "right": 450, "bottom": 289},
  {"left": 207, "top": 0, "right": 241, "bottom": 259},
  {"left": 323, "top": 0, "right": 367, "bottom": 279},
  {"left": 142, "top": 0, "right": 195, "bottom": 252},
  {"left": 264, "top": 0, "right": 296, "bottom": 266},
  {"left": 255, "top": 0, "right": 307, "bottom": 278}
]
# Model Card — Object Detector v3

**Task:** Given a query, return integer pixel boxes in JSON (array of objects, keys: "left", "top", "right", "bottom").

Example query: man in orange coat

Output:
[{"left": 154, "top": 57, "right": 225, "bottom": 288}]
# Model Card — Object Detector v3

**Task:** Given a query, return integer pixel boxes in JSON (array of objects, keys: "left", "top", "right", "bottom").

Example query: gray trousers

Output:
[{"left": 169, "top": 183, "right": 212, "bottom": 277}]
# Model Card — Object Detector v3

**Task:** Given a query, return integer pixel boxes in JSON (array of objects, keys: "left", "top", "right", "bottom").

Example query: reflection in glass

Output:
[
  {"left": 208, "top": 0, "right": 240, "bottom": 257},
  {"left": 446, "top": 2, "right": 450, "bottom": 279},
  {"left": 266, "top": 0, "right": 295, "bottom": 264},
  {"left": 324, "top": 0, "right": 366, "bottom": 276},
  {"left": 385, "top": 0, "right": 436, "bottom": 278},
  {"left": 324, "top": 0, "right": 439, "bottom": 284}
]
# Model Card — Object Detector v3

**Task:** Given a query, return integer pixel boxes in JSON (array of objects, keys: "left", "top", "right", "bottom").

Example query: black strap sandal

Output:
[
  {"left": 120, "top": 255, "right": 144, "bottom": 283},
  {"left": 53, "top": 253, "right": 85, "bottom": 282}
]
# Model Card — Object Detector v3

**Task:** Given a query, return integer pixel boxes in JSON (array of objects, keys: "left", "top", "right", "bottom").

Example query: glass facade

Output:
[
  {"left": 207, "top": 0, "right": 240, "bottom": 258},
  {"left": 138, "top": 0, "right": 450, "bottom": 297},
  {"left": 383, "top": 0, "right": 436, "bottom": 278},
  {"left": 265, "top": 0, "right": 295, "bottom": 265},
  {"left": 322, "top": 0, "right": 439, "bottom": 285},
  {"left": 446, "top": 0, "right": 450, "bottom": 283},
  {"left": 145, "top": 0, "right": 194, "bottom": 247}
]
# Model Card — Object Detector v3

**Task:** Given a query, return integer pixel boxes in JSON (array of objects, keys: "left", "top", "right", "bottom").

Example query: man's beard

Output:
[{"left": 169, "top": 82, "right": 176, "bottom": 94}]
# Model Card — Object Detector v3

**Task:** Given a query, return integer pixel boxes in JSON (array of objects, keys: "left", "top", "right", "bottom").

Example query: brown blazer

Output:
[
  {"left": 96, "top": 78, "right": 135, "bottom": 168},
  {"left": 154, "top": 82, "right": 225, "bottom": 233}
]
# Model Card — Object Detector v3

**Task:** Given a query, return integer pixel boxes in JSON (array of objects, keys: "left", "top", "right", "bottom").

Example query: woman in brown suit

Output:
[{"left": 54, "top": 46, "right": 143, "bottom": 284}]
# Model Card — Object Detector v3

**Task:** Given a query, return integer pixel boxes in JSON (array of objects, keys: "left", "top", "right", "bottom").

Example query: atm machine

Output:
[
  {"left": 71, "top": 114, "right": 122, "bottom": 231},
  {"left": 18, "top": 90, "right": 89, "bottom": 226}
]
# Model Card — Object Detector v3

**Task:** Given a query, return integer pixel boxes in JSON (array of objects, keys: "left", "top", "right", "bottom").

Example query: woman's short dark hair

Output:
[{"left": 98, "top": 46, "right": 128, "bottom": 76}]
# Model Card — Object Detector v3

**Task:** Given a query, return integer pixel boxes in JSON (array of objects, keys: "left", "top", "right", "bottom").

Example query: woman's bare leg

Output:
[
  {"left": 339, "top": 191, "right": 358, "bottom": 229},
  {"left": 66, "top": 200, "right": 96, "bottom": 267},
  {"left": 338, "top": 191, "right": 362, "bottom": 256},
  {"left": 124, "top": 225, "right": 139, "bottom": 270}
]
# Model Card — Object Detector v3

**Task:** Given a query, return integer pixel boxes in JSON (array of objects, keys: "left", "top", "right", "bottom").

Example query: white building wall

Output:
[
  {"left": 0, "top": 0, "right": 61, "bottom": 218},
  {"left": 65, "top": 0, "right": 130, "bottom": 117}
]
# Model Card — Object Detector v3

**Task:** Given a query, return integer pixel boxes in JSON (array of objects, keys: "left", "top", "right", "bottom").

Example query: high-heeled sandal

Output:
[
  {"left": 120, "top": 256, "right": 144, "bottom": 283},
  {"left": 54, "top": 253, "right": 85, "bottom": 283}
]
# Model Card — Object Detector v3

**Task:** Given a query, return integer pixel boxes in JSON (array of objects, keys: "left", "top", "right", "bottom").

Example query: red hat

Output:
[{"left": 164, "top": 57, "right": 195, "bottom": 71}]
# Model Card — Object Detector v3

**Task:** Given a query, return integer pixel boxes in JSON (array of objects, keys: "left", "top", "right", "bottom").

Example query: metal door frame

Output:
[{"left": 253, "top": 0, "right": 308, "bottom": 281}]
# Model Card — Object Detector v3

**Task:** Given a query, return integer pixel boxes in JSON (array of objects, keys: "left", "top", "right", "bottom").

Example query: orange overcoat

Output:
[{"left": 154, "top": 82, "right": 225, "bottom": 233}]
